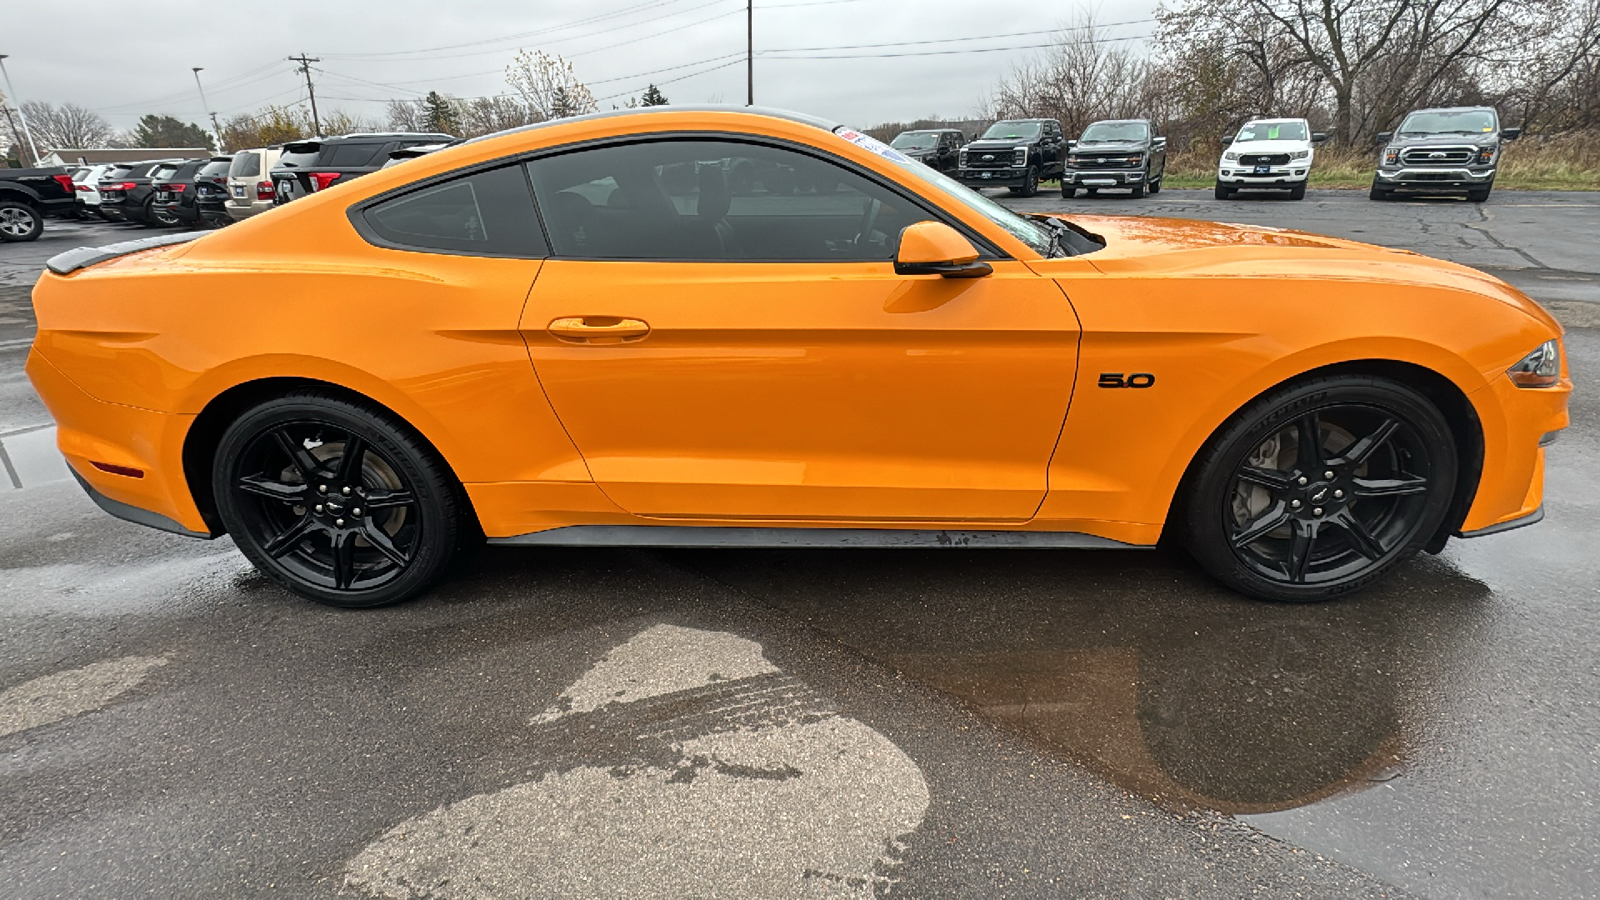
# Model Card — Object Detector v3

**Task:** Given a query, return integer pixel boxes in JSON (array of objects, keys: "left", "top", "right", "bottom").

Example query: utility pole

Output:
[
  {"left": 746, "top": 0, "right": 753, "bottom": 106},
  {"left": 288, "top": 53, "right": 322, "bottom": 136},
  {"left": 0, "top": 55, "right": 42, "bottom": 166},
  {"left": 192, "top": 67, "right": 224, "bottom": 153}
]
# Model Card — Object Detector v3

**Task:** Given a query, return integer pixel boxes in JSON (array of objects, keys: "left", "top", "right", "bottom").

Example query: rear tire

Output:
[
  {"left": 213, "top": 391, "right": 463, "bottom": 608},
  {"left": 144, "top": 197, "right": 180, "bottom": 228},
  {"left": 0, "top": 200, "right": 44, "bottom": 242},
  {"left": 1181, "top": 375, "right": 1457, "bottom": 603}
]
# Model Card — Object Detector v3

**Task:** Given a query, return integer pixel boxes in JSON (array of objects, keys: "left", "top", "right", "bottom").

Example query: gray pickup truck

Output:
[
  {"left": 1060, "top": 119, "right": 1167, "bottom": 198},
  {"left": 1371, "top": 106, "right": 1519, "bottom": 203},
  {"left": 0, "top": 165, "right": 78, "bottom": 242}
]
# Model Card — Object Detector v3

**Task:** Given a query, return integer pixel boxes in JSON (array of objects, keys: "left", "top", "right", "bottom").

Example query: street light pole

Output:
[
  {"left": 192, "top": 67, "right": 224, "bottom": 153},
  {"left": 0, "top": 55, "right": 43, "bottom": 167}
]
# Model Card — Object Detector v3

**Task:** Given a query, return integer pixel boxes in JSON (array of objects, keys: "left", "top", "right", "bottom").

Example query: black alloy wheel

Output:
[
  {"left": 213, "top": 392, "right": 463, "bottom": 607},
  {"left": 1183, "top": 376, "right": 1457, "bottom": 602}
]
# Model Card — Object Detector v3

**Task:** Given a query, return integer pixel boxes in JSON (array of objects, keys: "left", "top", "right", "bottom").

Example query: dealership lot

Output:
[{"left": 1, "top": 191, "right": 1597, "bottom": 898}]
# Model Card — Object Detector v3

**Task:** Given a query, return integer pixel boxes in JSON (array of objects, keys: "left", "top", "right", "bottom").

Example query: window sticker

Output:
[{"left": 834, "top": 128, "right": 915, "bottom": 164}]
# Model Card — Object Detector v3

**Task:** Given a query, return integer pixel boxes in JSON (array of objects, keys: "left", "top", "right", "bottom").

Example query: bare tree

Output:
[
  {"left": 220, "top": 106, "right": 312, "bottom": 150},
  {"left": 506, "top": 50, "right": 597, "bottom": 122},
  {"left": 18, "top": 101, "right": 114, "bottom": 150},
  {"left": 986, "top": 14, "right": 1157, "bottom": 137},
  {"left": 458, "top": 95, "right": 535, "bottom": 137},
  {"left": 386, "top": 98, "right": 423, "bottom": 132}
]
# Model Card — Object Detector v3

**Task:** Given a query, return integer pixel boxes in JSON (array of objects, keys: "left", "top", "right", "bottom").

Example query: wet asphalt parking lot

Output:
[{"left": 1, "top": 190, "right": 1596, "bottom": 898}]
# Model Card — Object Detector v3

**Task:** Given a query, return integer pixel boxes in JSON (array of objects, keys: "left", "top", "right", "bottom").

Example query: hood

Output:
[
  {"left": 1389, "top": 133, "right": 1497, "bottom": 148},
  {"left": 1073, "top": 141, "right": 1146, "bottom": 153},
  {"left": 1224, "top": 139, "right": 1311, "bottom": 155},
  {"left": 965, "top": 139, "right": 1029, "bottom": 152},
  {"left": 1033, "top": 214, "right": 1559, "bottom": 330}
]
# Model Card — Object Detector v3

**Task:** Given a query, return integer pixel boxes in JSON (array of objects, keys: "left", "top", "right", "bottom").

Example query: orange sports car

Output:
[{"left": 27, "top": 108, "right": 1570, "bottom": 607}]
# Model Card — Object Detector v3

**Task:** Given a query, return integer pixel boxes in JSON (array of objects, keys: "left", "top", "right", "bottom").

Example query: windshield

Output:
[
  {"left": 834, "top": 127, "right": 1056, "bottom": 256},
  {"left": 1235, "top": 121, "right": 1308, "bottom": 142},
  {"left": 1080, "top": 122, "right": 1148, "bottom": 142},
  {"left": 1398, "top": 109, "right": 1498, "bottom": 136},
  {"left": 981, "top": 121, "right": 1041, "bottom": 140},
  {"left": 891, "top": 132, "right": 939, "bottom": 151}
]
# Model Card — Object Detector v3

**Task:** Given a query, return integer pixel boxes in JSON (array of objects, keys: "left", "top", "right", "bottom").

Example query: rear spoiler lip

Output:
[{"left": 45, "top": 231, "right": 207, "bottom": 276}]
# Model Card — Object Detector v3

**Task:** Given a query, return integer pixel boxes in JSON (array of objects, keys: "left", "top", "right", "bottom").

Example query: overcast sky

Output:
[{"left": 1, "top": 0, "right": 1158, "bottom": 133}]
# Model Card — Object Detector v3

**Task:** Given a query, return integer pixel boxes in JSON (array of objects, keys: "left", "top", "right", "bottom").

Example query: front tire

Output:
[
  {"left": 1214, "top": 181, "right": 1234, "bottom": 200},
  {"left": 1289, "top": 182, "right": 1307, "bottom": 200},
  {"left": 213, "top": 392, "right": 463, "bottom": 608},
  {"left": 1467, "top": 183, "right": 1492, "bottom": 202},
  {"left": 1130, "top": 182, "right": 1145, "bottom": 199},
  {"left": 1061, "top": 185, "right": 1077, "bottom": 198},
  {"left": 0, "top": 200, "right": 44, "bottom": 242},
  {"left": 1149, "top": 175, "right": 1162, "bottom": 195},
  {"left": 1369, "top": 179, "right": 1393, "bottom": 201},
  {"left": 1182, "top": 376, "right": 1457, "bottom": 603}
]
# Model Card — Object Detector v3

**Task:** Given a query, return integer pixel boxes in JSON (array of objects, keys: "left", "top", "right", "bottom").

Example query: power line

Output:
[{"left": 323, "top": 0, "right": 710, "bottom": 60}]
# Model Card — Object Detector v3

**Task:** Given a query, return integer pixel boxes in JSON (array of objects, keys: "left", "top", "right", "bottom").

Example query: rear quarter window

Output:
[
  {"left": 277, "top": 147, "right": 322, "bottom": 169},
  {"left": 152, "top": 165, "right": 179, "bottom": 181},
  {"left": 360, "top": 164, "right": 547, "bottom": 258},
  {"left": 328, "top": 143, "right": 383, "bottom": 167}
]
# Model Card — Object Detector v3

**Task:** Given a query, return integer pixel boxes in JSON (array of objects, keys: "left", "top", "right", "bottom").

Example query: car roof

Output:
[
  {"left": 1405, "top": 106, "right": 1497, "bottom": 116},
  {"left": 462, "top": 106, "right": 840, "bottom": 146},
  {"left": 1085, "top": 118, "right": 1149, "bottom": 125}
]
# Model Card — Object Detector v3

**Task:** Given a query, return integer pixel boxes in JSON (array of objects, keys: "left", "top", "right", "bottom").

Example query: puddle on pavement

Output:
[
  {"left": 676, "top": 547, "right": 1493, "bottom": 817},
  {"left": 0, "top": 425, "right": 70, "bottom": 490}
]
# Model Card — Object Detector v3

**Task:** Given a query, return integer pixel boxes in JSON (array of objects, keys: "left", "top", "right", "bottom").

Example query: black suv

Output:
[
  {"left": 1061, "top": 119, "right": 1167, "bottom": 198},
  {"left": 271, "top": 132, "right": 455, "bottom": 205},
  {"left": 889, "top": 129, "right": 965, "bottom": 173},
  {"left": 956, "top": 119, "right": 1067, "bottom": 196},
  {"left": 98, "top": 159, "right": 202, "bottom": 226},
  {"left": 153, "top": 156, "right": 233, "bottom": 228},
  {"left": 1371, "top": 106, "right": 1519, "bottom": 202}
]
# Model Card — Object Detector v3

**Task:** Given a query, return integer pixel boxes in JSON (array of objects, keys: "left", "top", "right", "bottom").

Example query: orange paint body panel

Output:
[{"left": 24, "top": 107, "right": 1568, "bottom": 550}]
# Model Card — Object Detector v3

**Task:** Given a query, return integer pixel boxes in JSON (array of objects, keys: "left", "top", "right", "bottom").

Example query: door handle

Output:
[{"left": 548, "top": 316, "right": 651, "bottom": 343}]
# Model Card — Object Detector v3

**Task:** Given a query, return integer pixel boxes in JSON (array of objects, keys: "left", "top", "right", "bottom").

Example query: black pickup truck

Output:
[
  {"left": 1060, "top": 119, "right": 1167, "bottom": 198},
  {"left": 955, "top": 119, "right": 1068, "bottom": 197},
  {"left": 0, "top": 166, "right": 78, "bottom": 242}
]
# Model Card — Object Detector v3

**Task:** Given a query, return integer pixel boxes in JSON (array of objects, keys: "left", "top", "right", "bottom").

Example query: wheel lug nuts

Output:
[
  {"left": 1297, "top": 476, "right": 1308, "bottom": 485},
  {"left": 1291, "top": 500, "right": 1302, "bottom": 509},
  {"left": 1324, "top": 470, "right": 1334, "bottom": 479},
  {"left": 341, "top": 486, "right": 352, "bottom": 496},
  {"left": 318, "top": 484, "right": 327, "bottom": 493},
  {"left": 314, "top": 504, "right": 324, "bottom": 513},
  {"left": 335, "top": 518, "right": 345, "bottom": 527},
  {"left": 352, "top": 507, "right": 362, "bottom": 517},
  {"left": 1334, "top": 490, "right": 1344, "bottom": 499},
  {"left": 1313, "top": 507, "right": 1323, "bottom": 516}
]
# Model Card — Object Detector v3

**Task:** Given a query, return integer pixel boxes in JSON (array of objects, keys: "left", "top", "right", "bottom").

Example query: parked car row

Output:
[{"left": 891, "top": 104, "right": 1519, "bottom": 203}]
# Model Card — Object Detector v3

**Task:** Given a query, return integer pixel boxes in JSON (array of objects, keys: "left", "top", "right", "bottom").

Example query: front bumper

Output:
[
  {"left": 1375, "top": 166, "right": 1495, "bottom": 191},
  {"left": 1457, "top": 368, "right": 1570, "bottom": 536},
  {"left": 957, "top": 168, "right": 1028, "bottom": 185},
  {"left": 1218, "top": 165, "right": 1309, "bottom": 185},
  {"left": 1062, "top": 168, "right": 1144, "bottom": 186}
]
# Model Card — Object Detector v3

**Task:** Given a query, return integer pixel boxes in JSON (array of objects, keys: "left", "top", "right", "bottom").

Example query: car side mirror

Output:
[
  {"left": 1375, "top": 132, "right": 1393, "bottom": 144},
  {"left": 1311, "top": 132, "right": 1328, "bottom": 143},
  {"left": 1066, "top": 139, "right": 1077, "bottom": 148},
  {"left": 1220, "top": 133, "right": 1234, "bottom": 144},
  {"left": 1501, "top": 127, "right": 1521, "bottom": 140},
  {"left": 1152, "top": 137, "right": 1167, "bottom": 149},
  {"left": 895, "top": 221, "right": 992, "bottom": 278}
]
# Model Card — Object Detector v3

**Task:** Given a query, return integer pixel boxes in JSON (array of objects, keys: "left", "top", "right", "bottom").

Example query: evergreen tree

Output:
[
  {"left": 421, "top": 91, "right": 461, "bottom": 135},
  {"left": 549, "top": 86, "right": 578, "bottom": 119},
  {"left": 640, "top": 84, "right": 669, "bottom": 106},
  {"left": 131, "top": 114, "right": 214, "bottom": 150}
]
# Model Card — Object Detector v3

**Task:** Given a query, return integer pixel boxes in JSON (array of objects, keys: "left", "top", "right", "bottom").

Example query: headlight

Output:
[
  {"left": 1223, "top": 151, "right": 1239, "bottom": 161},
  {"left": 1384, "top": 148, "right": 1399, "bottom": 165},
  {"left": 1507, "top": 340, "right": 1562, "bottom": 388},
  {"left": 1067, "top": 155, "right": 1080, "bottom": 164},
  {"left": 1476, "top": 146, "right": 1497, "bottom": 165},
  {"left": 1289, "top": 150, "right": 1310, "bottom": 160},
  {"left": 1127, "top": 153, "right": 1143, "bottom": 164}
]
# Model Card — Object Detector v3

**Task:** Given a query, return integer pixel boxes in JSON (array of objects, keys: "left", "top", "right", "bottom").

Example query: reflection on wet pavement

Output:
[
  {"left": 0, "top": 425, "right": 70, "bottom": 490},
  {"left": 677, "top": 548, "right": 1490, "bottom": 817}
]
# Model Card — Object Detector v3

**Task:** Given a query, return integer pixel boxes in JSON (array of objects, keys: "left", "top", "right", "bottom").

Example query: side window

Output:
[
  {"left": 328, "top": 142, "right": 382, "bottom": 167},
  {"left": 360, "top": 164, "right": 547, "bottom": 258},
  {"left": 235, "top": 152, "right": 261, "bottom": 178},
  {"left": 525, "top": 139, "right": 935, "bottom": 262}
]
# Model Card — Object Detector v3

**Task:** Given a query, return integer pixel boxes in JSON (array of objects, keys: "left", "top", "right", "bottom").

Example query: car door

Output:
[{"left": 519, "top": 137, "right": 1080, "bottom": 523}]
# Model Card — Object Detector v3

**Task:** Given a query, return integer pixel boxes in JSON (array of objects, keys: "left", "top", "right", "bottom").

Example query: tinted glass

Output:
[
  {"left": 1398, "top": 109, "right": 1498, "bottom": 135},
  {"left": 199, "top": 160, "right": 232, "bottom": 177},
  {"left": 363, "top": 164, "right": 546, "bottom": 257},
  {"left": 526, "top": 139, "right": 934, "bottom": 261},
  {"left": 277, "top": 146, "right": 321, "bottom": 169},
  {"left": 982, "top": 121, "right": 1041, "bottom": 140},
  {"left": 103, "top": 166, "right": 132, "bottom": 180},
  {"left": 1080, "top": 122, "right": 1149, "bottom": 142},
  {"left": 328, "top": 142, "right": 382, "bottom": 167},
  {"left": 231, "top": 151, "right": 261, "bottom": 178},
  {"left": 152, "top": 165, "right": 179, "bottom": 181},
  {"left": 891, "top": 133, "right": 938, "bottom": 150}
]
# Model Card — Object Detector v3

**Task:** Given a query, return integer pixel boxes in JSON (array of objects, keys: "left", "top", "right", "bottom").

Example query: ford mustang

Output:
[{"left": 27, "top": 108, "right": 1570, "bottom": 607}]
